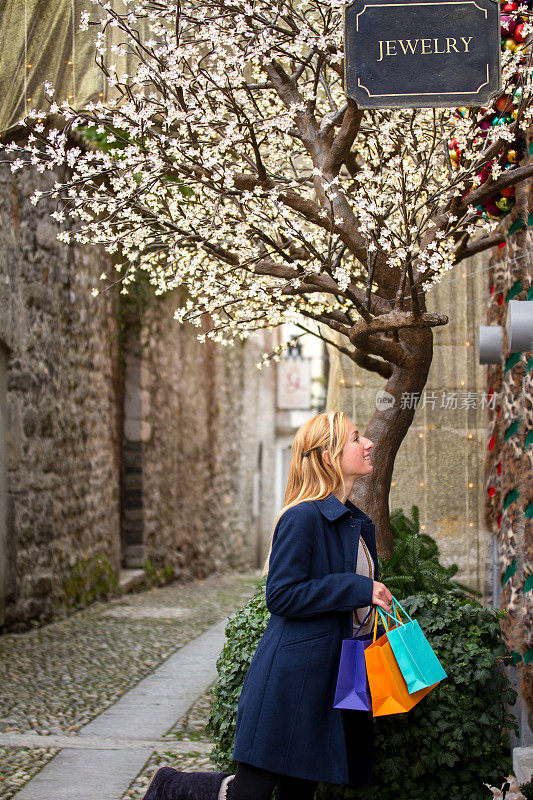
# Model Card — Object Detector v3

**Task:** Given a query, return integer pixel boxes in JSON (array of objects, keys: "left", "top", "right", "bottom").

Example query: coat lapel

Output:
[{"left": 315, "top": 495, "right": 378, "bottom": 580}]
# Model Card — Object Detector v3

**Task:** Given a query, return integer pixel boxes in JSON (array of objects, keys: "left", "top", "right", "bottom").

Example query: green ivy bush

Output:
[
  {"left": 206, "top": 510, "right": 518, "bottom": 800},
  {"left": 205, "top": 585, "right": 270, "bottom": 766}
]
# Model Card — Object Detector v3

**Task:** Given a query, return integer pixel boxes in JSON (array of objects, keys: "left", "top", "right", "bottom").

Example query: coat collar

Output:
[{"left": 315, "top": 493, "right": 372, "bottom": 523}]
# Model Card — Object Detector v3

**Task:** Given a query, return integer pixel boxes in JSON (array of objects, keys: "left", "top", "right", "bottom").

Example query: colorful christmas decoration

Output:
[
  {"left": 452, "top": 0, "right": 532, "bottom": 221},
  {"left": 483, "top": 204, "right": 533, "bottom": 734}
]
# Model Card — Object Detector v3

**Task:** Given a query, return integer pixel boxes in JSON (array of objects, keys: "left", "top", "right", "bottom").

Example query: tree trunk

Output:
[{"left": 350, "top": 325, "right": 434, "bottom": 560}]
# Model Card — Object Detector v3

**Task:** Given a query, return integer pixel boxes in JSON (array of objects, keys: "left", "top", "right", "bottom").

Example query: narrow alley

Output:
[{"left": 0, "top": 571, "right": 260, "bottom": 800}]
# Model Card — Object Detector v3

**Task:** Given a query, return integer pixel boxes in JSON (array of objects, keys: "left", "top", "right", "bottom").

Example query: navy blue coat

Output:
[{"left": 232, "top": 493, "right": 384, "bottom": 786}]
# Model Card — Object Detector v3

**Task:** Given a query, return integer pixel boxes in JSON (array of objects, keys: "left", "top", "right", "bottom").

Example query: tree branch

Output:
[
  {"left": 454, "top": 232, "right": 506, "bottom": 263},
  {"left": 458, "top": 162, "right": 533, "bottom": 215},
  {"left": 351, "top": 310, "right": 448, "bottom": 338},
  {"left": 351, "top": 347, "right": 394, "bottom": 378},
  {"left": 322, "top": 99, "right": 363, "bottom": 177},
  {"left": 292, "top": 322, "right": 391, "bottom": 378},
  {"left": 350, "top": 331, "right": 406, "bottom": 366}
]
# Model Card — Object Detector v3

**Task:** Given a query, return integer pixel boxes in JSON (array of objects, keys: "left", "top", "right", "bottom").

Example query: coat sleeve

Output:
[{"left": 265, "top": 504, "right": 374, "bottom": 618}]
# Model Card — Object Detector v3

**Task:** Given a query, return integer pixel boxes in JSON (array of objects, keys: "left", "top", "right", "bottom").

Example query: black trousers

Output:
[{"left": 227, "top": 761, "right": 319, "bottom": 800}]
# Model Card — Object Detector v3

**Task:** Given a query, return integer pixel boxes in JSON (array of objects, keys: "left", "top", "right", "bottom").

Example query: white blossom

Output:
[{"left": 1, "top": 0, "right": 530, "bottom": 347}]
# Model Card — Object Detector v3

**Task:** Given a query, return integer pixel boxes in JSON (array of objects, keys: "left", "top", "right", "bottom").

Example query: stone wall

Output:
[
  {"left": 123, "top": 289, "right": 278, "bottom": 579},
  {"left": 0, "top": 159, "right": 278, "bottom": 629},
  {"left": 0, "top": 162, "right": 122, "bottom": 628}
]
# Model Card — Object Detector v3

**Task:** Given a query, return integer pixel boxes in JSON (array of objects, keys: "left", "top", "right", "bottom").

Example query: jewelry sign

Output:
[{"left": 344, "top": 0, "right": 501, "bottom": 108}]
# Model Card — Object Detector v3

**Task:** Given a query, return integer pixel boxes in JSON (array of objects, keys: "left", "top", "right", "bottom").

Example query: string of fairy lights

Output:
[{"left": 392, "top": 248, "right": 533, "bottom": 316}]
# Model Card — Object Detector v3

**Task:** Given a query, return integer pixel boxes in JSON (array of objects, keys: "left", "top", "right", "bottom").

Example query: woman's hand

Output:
[{"left": 372, "top": 581, "right": 393, "bottom": 614}]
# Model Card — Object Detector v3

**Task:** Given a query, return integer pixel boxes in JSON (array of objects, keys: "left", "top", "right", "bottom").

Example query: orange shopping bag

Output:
[{"left": 364, "top": 607, "right": 440, "bottom": 717}]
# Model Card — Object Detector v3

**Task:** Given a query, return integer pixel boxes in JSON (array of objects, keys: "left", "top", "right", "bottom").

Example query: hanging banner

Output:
[
  {"left": 344, "top": 0, "right": 501, "bottom": 109},
  {"left": 277, "top": 357, "right": 312, "bottom": 410}
]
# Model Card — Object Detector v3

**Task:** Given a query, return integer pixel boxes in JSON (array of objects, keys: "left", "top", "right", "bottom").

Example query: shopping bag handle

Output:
[
  {"left": 374, "top": 596, "right": 414, "bottom": 629},
  {"left": 373, "top": 605, "right": 390, "bottom": 642},
  {"left": 352, "top": 606, "right": 374, "bottom": 638},
  {"left": 370, "top": 595, "right": 415, "bottom": 643},
  {"left": 391, "top": 595, "right": 414, "bottom": 624},
  {"left": 376, "top": 606, "right": 398, "bottom": 631},
  {"left": 352, "top": 596, "right": 408, "bottom": 641},
  {"left": 378, "top": 603, "right": 423, "bottom": 670},
  {"left": 375, "top": 605, "right": 400, "bottom": 625}
]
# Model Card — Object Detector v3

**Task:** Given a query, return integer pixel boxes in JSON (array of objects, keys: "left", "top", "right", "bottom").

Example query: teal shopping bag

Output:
[{"left": 380, "top": 596, "right": 447, "bottom": 694}]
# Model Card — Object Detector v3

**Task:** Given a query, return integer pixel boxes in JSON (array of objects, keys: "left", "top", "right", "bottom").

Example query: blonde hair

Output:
[{"left": 260, "top": 410, "right": 350, "bottom": 578}]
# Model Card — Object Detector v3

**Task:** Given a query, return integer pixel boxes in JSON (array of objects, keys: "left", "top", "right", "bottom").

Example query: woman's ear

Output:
[{"left": 322, "top": 449, "right": 331, "bottom": 467}]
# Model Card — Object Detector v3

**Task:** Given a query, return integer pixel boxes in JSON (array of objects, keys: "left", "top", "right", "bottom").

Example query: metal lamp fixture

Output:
[
  {"left": 478, "top": 325, "right": 503, "bottom": 364},
  {"left": 505, "top": 299, "right": 533, "bottom": 353}
]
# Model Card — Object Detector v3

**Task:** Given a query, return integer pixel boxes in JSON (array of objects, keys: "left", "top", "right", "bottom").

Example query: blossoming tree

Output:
[{"left": 4, "top": 0, "right": 533, "bottom": 555}]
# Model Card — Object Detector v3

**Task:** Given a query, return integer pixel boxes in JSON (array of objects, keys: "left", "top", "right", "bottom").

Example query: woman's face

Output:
[{"left": 338, "top": 419, "right": 374, "bottom": 479}]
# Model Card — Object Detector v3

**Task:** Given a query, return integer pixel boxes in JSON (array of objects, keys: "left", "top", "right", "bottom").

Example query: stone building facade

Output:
[
  {"left": 0, "top": 162, "right": 122, "bottom": 628},
  {"left": 0, "top": 0, "right": 329, "bottom": 632},
  {"left": 0, "top": 160, "right": 278, "bottom": 630}
]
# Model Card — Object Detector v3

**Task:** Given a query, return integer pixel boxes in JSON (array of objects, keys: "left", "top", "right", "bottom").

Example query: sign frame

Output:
[{"left": 344, "top": 0, "right": 501, "bottom": 109}]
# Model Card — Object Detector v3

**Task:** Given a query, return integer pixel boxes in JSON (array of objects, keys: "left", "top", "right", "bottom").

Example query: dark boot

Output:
[{"left": 141, "top": 766, "right": 234, "bottom": 800}]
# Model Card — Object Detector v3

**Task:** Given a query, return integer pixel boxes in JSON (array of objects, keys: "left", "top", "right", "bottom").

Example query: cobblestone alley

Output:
[{"left": 0, "top": 571, "right": 261, "bottom": 800}]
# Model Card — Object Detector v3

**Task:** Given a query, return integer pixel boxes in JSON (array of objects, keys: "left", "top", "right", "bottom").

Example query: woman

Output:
[{"left": 142, "top": 410, "right": 392, "bottom": 800}]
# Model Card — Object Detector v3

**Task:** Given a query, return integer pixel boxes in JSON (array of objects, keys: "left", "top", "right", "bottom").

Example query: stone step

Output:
[
  {"left": 118, "top": 568, "right": 146, "bottom": 593},
  {"left": 16, "top": 748, "right": 152, "bottom": 800}
]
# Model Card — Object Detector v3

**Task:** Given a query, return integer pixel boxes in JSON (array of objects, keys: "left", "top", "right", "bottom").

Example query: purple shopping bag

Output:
[{"left": 333, "top": 608, "right": 374, "bottom": 711}]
